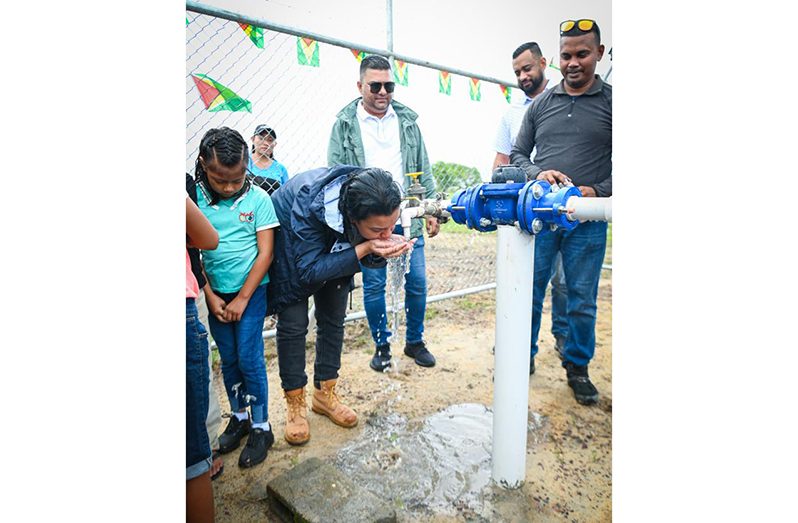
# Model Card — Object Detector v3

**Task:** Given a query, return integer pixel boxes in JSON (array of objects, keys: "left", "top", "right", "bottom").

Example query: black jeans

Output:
[{"left": 276, "top": 276, "right": 350, "bottom": 391}]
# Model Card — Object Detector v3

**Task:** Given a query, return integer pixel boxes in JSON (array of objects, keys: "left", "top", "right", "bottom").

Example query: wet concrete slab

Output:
[{"left": 267, "top": 457, "right": 397, "bottom": 523}]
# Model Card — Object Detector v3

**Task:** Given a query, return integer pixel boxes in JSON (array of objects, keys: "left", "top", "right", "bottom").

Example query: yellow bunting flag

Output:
[
  {"left": 297, "top": 37, "right": 319, "bottom": 67},
  {"left": 439, "top": 71, "right": 451, "bottom": 95},
  {"left": 238, "top": 23, "right": 264, "bottom": 48},
  {"left": 393, "top": 59, "right": 408, "bottom": 86},
  {"left": 469, "top": 78, "right": 481, "bottom": 101},
  {"left": 500, "top": 85, "right": 512, "bottom": 103}
]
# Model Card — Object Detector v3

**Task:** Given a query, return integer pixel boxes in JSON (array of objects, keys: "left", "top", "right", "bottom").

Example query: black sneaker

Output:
[
  {"left": 564, "top": 362, "right": 599, "bottom": 405},
  {"left": 554, "top": 336, "right": 566, "bottom": 361},
  {"left": 404, "top": 341, "right": 436, "bottom": 367},
  {"left": 238, "top": 427, "right": 274, "bottom": 468},
  {"left": 370, "top": 344, "right": 392, "bottom": 372},
  {"left": 218, "top": 415, "right": 251, "bottom": 454}
]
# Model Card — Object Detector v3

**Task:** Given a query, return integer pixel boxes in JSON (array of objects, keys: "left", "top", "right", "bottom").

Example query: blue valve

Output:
[{"left": 448, "top": 179, "right": 582, "bottom": 234}]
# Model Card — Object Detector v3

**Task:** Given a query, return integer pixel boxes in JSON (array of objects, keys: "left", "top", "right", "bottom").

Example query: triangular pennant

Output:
[
  {"left": 500, "top": 85, "right": 512, "bottom": 103},
  {"left": 297, "top": 37, "right": 319, "bottom": 67},
  {"left": 191, "top": 74, "right": 252, "bottom": 112},
  {"left": 392, "top": 59, "right": 408, "bottom": 86},
  {"left": 438, "top": 71, "right": 451, "bottom": 95},
  {"left": 469, "top": 78, "right": 481, "bottom": 101},
  {"left": 548, "top": 57, "right": 560, "bottom": 71},
  {"left": 350, "top": 49, "right": 366, "bottom": 62},
  {"left": 238, "top": 23, "right": 264, "bottom": 48}
]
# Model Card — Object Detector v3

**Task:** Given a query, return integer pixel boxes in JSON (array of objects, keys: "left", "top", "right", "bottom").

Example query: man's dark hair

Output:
[
  {"left": 512, "top": 42, "right": 542, "bottom": 60},
  {"left": 589, "top": 22, "right": 601, "bottom": 45},
  {"left": 194, "top": 127, "right": 249, "bottom": 205},
  {"left": 359, "top": 55, "right": 391, "bottom": 80},
  {"left": 339, "top": 167, "right": 401, "bottom": 223}
]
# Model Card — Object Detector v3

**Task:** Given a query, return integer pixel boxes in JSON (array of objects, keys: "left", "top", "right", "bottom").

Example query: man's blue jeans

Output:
[
  {"left": 530, "top": 221, "right": 607, "bottom": 367},
  {"left": 550, "top": 252, "right": 568, "bottom": 341},
  {"left": 361, "top": 231, "right": 426, "bottom": 347},
  {"left": 207, "top": 284, "right": 269, "bottom": 424}
]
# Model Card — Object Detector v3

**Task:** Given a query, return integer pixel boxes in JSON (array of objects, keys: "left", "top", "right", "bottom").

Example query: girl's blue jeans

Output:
[{"left": 207, "top": 284, "right": 269, "bottom": 424}]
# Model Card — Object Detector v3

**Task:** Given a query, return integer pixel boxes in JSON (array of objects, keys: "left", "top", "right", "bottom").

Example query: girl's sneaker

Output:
[{"left": 238, "top": 427, "right": 274, "bottom": 468}]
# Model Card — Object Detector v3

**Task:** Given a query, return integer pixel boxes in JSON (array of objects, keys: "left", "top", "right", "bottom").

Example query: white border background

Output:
[{"left": 3, "top": 1, "right": 796, "bottom": 521}]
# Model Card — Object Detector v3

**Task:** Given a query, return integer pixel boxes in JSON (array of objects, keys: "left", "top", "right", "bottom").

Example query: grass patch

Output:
[{"left": 439, "top": 219, "right": 496, "bottom": 236}]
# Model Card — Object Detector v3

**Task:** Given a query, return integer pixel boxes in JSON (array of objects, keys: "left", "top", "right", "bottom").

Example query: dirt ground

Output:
[{"left": 207, "top": 273, "right": 612, "bottom": 522}]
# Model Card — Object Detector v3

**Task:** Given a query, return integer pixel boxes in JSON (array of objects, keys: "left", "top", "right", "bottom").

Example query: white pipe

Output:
[
  {"left": 400, "top": 206, "right": 423, "bottom": 238},
  {"left": 400, "top": 199, "right": 452, "bottom": 239},
  {"left": 566, "top": 196, "right": 612, "bottom": 222},
  {"left": 492, "top": 225, "right": 534, "bottom": 488}
]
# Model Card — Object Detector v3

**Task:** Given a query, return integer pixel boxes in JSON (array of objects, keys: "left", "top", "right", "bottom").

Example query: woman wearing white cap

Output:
[{"left": 248, "top": 124, "right": 289, "bottom": 192}]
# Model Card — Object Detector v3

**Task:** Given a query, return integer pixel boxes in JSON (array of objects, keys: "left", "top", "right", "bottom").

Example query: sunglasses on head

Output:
[
  {"left": 367, "top": 81, "right": 395, "bottom": 94},
  {"left": 560, "top": 19, "right": 596, "bottom": 36}
]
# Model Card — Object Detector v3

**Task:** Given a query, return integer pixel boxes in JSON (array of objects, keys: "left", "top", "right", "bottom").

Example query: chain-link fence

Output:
[{"left": 186, "top": 6, "right": 513, "bottom": 318}]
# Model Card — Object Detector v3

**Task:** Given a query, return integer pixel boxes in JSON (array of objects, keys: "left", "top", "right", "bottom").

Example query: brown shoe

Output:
[
  {"left": 283, "top": 388, "right": 310, "bottom": 445},
  {"left": 311, "top": 379, "right": 358, "bottom": 428}
]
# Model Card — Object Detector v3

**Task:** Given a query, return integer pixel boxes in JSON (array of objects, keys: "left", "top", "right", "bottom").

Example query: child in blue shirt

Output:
[{"left": 194, "top": 127, "right": 280, "bottom": 469}]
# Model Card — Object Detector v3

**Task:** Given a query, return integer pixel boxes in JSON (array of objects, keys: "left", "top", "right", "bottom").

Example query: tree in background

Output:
[{"left": 431, "top": 161, "right": 482, "bottom": 196}]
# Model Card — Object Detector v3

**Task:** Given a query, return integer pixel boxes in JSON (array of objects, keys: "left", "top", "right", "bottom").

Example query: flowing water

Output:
[
  {"left": 379, "top": 252, "right": 412, "bottom": 373},
  {"left": 334, "top": 403, "right": 548, "bottom": 519}
]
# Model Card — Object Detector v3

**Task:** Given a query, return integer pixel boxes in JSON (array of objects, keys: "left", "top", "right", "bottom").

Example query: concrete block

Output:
[{"left": 267, "top": 457, "right": 396, "bottom": 523}]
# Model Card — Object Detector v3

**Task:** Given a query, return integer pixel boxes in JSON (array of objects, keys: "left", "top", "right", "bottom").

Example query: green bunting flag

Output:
[
  {"left": 469, "top": 78, "right": 481, "bottom": 101},
  {"left": 548, "top": 57, "right": 560, "bottom": 71},
  {"left": 191, "top": 74, "right": 252, "bottom": 112},
  {"left": 239, "top": 23, "right": 264, "bottom": 48},
  {"left": 438, "top": 71, "right": 451, "bottom": 95},
  {"left": 351, "top": 49, "right": 366, "bottom": 62},
  {"left": 297, "top": 37, "right": 320, "bottom": 67},
  {"left": 393, "top": 59, "right": 408, "bottom": 86},
  {"left": 500, "top": 85, "right": 512, "bottom": 103}
]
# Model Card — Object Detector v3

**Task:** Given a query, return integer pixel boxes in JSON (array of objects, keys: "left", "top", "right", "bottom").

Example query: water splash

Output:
[{"left": 335, "top": 403, "right": 549, "bottom": 518}]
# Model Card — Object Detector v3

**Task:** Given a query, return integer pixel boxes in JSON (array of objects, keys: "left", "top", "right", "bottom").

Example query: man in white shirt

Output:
[
  {"left": 492, "top": 42, "right": 550, "bottom": 170},
  {"left": 328, "top": 55, "right": 439, "bottom": 371},
  {"left": 493, "top": 42, "right": 567, "bottom": 374}
]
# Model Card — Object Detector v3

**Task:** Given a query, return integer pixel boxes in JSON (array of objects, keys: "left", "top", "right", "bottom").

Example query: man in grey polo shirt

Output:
[{"left": 511, "top": 19, "right": 611, "bottom": 405}]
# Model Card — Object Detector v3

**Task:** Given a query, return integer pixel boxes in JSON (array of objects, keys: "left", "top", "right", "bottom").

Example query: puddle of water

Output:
[{"left": 335, "top": 403, "right": 548, "bottom": 518}]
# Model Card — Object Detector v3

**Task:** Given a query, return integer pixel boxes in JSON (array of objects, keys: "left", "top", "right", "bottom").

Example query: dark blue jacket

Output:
[{"left": 266, "top": 165, "right": 364, "bottom": 315}]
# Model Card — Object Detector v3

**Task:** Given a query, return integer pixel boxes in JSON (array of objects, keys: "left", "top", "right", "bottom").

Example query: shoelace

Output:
[
  {"left": 286, "top": 393, "right": 307, "bottom": 419},
  {"left": 320, "top": 385, "right": 340, "bottom": 409}
]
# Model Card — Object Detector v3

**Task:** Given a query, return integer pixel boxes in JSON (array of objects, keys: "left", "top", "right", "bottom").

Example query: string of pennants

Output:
[
  {"left": 189, "top": 18, "right": 514, "bottom": 112},
  {"left": 351, "top": 49, "right": 507, "bottom": 102}
]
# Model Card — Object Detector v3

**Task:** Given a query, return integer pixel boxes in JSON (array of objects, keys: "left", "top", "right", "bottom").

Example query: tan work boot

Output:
[
  {"left": 311, "top": 379, "right": 358, "bottom": 428},
  {"left": 283, "top": 388, "right": 310, "bottom": 445}
]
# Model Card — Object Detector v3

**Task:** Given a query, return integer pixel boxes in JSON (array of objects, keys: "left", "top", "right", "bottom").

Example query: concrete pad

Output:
[{"left": 267, "top": 457, "right": 396, "bottom": 523}]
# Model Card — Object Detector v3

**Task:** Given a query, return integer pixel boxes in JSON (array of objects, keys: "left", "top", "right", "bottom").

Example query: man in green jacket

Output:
[{"left": 328, "top": 55, "right": 438, "bottom": 371}]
